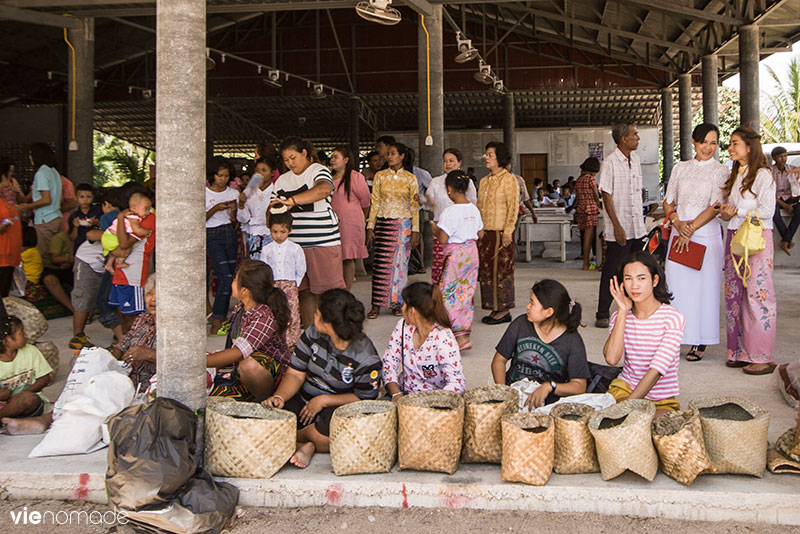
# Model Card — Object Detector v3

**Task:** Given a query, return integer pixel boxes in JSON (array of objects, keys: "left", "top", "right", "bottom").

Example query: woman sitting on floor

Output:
[
  {"left": 111, "top": 273, "right": 157, "bottom": 392},
  {"left": 207, "top": 259, "right": 291, "bottom": 402},
  {"left": 603, "top": 251, "right": 684, "bottom": 416},
  {"left": 263, "top": 289, "right": 381, "bottom": 468}
]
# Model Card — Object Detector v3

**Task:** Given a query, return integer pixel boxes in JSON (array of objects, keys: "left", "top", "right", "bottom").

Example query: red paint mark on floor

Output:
[
  {"left": 325, "top": 483, "right": 343, "bottom": 506},
  {"left": 440, "top": 490, "right": 471, "bottom": 510},
  {"left": 75, "top": 473, "right": 90, "bottom": 499},
  {"left": 401, "top": 484, "right": 409, "bottom": 508}
]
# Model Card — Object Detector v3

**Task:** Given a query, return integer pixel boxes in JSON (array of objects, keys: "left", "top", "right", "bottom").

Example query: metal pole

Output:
[
  {"left": 738, "top": 24, "right": 760, "bottom": 132},
  {"left": 661, "top": 88, "right": 674, "bottom": 182},
  {"left": 702, "top": 54, "right": 719, "bottom": 126},
  {"left": 66, "top": 17, "right": 94, "bottom": 185},
  {"left": 155, "top": 0, "right": 207, "bottom": 425},
  {"left": 503, "top": 91, "right": 516, "bottom": 171},
  {"left": 349, "top": 96, "right": 360, "bottom": 166},
  {"left": 678, "top": 73, "right": 693, "bottom": 161}
]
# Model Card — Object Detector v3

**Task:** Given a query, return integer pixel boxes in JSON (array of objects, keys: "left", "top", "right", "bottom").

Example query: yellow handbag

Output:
[{"left": 730, "top": 210, "right": 766, "bottom": 287}]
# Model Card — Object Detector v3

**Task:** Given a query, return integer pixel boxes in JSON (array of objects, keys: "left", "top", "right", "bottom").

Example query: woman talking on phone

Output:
[{"left": 662, "top": 123, "right": 729, "bottom": 362}]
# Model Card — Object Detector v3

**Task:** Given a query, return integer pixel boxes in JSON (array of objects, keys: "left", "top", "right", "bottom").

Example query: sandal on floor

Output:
[
  {"left": 367, "top": 308, "right": 380, "bottom": 320},
  {"left": 392, "top": 308, "right": 403, "bottom": 317},
  {"left": 743, "top": 363, "right": 777, "bottom": 375},
  {"left": 458, "top": 342, "right": 473, "bottom": 352},
  {"left": 726, "top": 360, "right": 748, "bottom": 368},
  {"left": 686, "top": 345, "right": 705, "bottom": 362}
]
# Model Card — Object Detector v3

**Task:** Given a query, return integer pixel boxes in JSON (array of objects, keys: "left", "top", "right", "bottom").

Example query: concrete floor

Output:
[{"left": 2, "top": 243, "right": 799, "bottom": 524}]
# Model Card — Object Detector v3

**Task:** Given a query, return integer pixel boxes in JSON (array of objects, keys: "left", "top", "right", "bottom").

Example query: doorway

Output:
[{"left": 520, "top": 153, "right": 547, "bottom": 197}]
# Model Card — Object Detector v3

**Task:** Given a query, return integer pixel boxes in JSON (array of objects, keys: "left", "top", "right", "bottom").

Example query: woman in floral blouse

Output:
[{"left": 382, "top": 282, "right": 465, "bottom": 400}]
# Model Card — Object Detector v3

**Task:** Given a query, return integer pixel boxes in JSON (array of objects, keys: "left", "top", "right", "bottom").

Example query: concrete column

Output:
[
  {"left": 155, "top": 0, "right": 207, "bottom": 418},
  {"left": 739, "top": 24, "right": 760, "bottom": 132},
  {"left": 678, "top": 73, "right": 693, "bottom": 161},
  {"left": 66, "top": 17, "right": 94, "bottom": 185},
  {"left": 702, "top": 54, "right": 719, "bottom": 126},
  {"left": 661, "top": 88, "right": 674, "bottom": 182},
  {"left": 349, "top": 96, "right": 360, "bottom": 165},
  {"left": 503, "top": 91, "right": 516, "bottom": 171},
  {"left": 418, "top": 5, "right": 444, "bottom": 174}
]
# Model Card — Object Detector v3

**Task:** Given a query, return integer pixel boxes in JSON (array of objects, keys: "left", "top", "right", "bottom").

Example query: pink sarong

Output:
[{"left": 441, "top": 240, "right": 479, "bottom": 337}]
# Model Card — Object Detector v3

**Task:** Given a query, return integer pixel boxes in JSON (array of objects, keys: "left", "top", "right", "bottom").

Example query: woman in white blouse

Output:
[
  {"left": 423, "top": 148, "right": 477, "bottom": 285},
  {"left": 237, "top": 157, "right": 275, "bottom": 259},
  {"left": 662, "top": 123, "right": 729, "bottom": 362},
  {"left": 719, "top": 126, "right": 777, "bottom": 375}
]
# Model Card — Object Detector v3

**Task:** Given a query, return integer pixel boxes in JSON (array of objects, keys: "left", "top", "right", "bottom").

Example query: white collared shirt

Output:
[
  {"left": 598, "top": 147, "right": 646, "bottom": 239},
  {"left": 259, "top": 238, "right": 307, "bottom": 286}
]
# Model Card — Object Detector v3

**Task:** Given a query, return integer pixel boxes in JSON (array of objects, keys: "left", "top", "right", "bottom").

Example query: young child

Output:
[
  {"left": 20, "top": 225, "right": 43, "bottom": 299},
  {"left": 382, "top": 282, "right": 465, "bottom": 400},
  {"left": 0, "top": 315, "right": 54, "bottom": 435},
  {"left": 237, "top": 157, "right": 275, "bottom": 258},
  {"left": 68, "top": 183, "right": 102, "bottom": 253},
  {"left": 491, "top": 279, "right": 590, "bottom": 409},
  {"left": 430, "top": 170, "right": 483, "bottom": 350},
  {"left": 93, "top": 187, "right": 125, "bottom": 343},
  {"left": 102, "top": 192, "right": 153, "bottom": 274},
  {"left": 260, "top": 210, "right": 305, "bottom": 348},
  {"left": 40, "top": 230, "right": 74, "bottom": 313},
  {"left": 603, "top": 251, "right": 684, "bottom": 416}
]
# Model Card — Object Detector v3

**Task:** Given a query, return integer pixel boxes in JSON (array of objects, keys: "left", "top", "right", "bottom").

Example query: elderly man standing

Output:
[
  {"left": 771, "top": 146, "right": 800, "bottom": 256},
  {"left": 595, "top": 123, "right": 646, "bottom": 328}
]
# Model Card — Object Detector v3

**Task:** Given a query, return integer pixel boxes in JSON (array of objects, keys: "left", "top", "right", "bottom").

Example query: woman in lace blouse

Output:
[{"left": 662, "top": 123, "right": 729, "bottom": 362}]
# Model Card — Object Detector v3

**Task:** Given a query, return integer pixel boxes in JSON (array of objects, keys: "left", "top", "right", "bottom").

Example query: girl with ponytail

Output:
[
  {"left": 491, "top": 279, "right": 590, "bottom": 409},
  {"left": 382, "top": 281, "right": 466, "bottom": 401},
  {"left": 208, "top": 259, "right": 291, "bottom": 402}
]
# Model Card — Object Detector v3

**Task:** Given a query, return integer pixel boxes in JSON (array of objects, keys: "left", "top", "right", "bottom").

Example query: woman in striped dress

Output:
[{"left": 366, "top": 142, "right": 420, "bottom": 319}]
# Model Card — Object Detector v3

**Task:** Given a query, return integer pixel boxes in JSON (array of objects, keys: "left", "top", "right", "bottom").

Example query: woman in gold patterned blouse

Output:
[
  {"left": 366, "top": 142, "right": 420, "bottom": 318},
  {"left": 477, "top": 141, "right": 519, "bottom": 324}
]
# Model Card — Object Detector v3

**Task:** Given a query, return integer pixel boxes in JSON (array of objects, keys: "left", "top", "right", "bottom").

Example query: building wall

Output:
[{"left": 0, "top": 105, "right": 66, "bottom": 188}]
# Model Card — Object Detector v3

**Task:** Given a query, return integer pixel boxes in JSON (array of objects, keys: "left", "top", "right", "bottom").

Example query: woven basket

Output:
[
  {"left": 205, "top": 401, "right": 296, "bottom": 479},
  {"left": 550, "top": 403, "right": 599, "bottom": 474},
  {"left": 397, "top": 390, "right": 464, "bottom": 474},
  {"left": 588, "top": 399, "right": 658, "bottom": 481},
  {"left": 329, "top": 400, "right": 397, "bottom": 476},
  {"left": 34, "top": 341, "right": 59, "bottom": 376},
  {"left": 651, "top": 410, "right": 713, "bottom": 485},
  {"left": 768, "top": 428, "right": 800, "bottom": 475},
  {"left": 689, "top": 396, "right": 769, "bottom": 477},
  {"left": 461, "top": 385, "right": 518, "bottom": 464},
  {"left": 792, "top": 422, "right": 800, "bottom": 458},
  {"left": 501, "top": 413, "right": 554, "bottom": 486},
  {"left": 3, "top": 296, "right": 48, "bottom": 343}
]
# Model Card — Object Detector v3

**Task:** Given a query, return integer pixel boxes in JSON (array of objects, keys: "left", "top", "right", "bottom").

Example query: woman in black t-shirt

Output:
[{"left": 491, "top": 279, "right": 590, "bottom": 408}]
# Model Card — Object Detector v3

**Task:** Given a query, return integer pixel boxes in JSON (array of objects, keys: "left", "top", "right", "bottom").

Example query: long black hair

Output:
[
  {"left": 332, "top": 145, "right": 356, "bottom": 200},
  {"left": 207, "top": 156, "right": 234, "bottom": 187},
  {"left": 444, "top": 169, "right": 471, "bottom": 194},
  {"left": 1, "top": 315, "right": 22, "bottom": 351},
  {"left": 531, "top": 279, "right": 581, "bottom": 331},
  {"left": 617, "top": 251, "right": 673, "bottom": 305},
  {"left": 318, "top": 289, "right": 365, "bottom": 341},
  {"left": 235, "top": 260, "right": 290, "bottom": 335},
  {"left": 390, "top": 142, "right": 414, "bottom": 173},
  {"left": 402, "top": 282, "right": 452, "bottom": 329},
  {"left": 30, "top": 143, "right": 58, "bottom": 171}
]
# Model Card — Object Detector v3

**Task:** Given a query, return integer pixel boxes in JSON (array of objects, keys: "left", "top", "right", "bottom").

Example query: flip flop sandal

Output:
[
  {"left": 458, "top": 342, "right": 473, "bottom": 352},
  {"left": 743, "top": 363, "right": 777, "bottom": 375},
  {"left": 367, "top": 309, "right": 380, "bottom": 319},
  {"left": 726, "top": 360, "right": 748, "bottom": 368},
  {"left": 392, "top": 308, "right": 403, "bottom": 317},
  {"left": 686, "top": 346, "right": 705, "bottom": 362}
]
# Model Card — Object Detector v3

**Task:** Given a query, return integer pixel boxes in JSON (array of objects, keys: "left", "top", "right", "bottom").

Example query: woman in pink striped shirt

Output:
[{"left": 603, "top": 251, "right": 685, "bottom": 416}]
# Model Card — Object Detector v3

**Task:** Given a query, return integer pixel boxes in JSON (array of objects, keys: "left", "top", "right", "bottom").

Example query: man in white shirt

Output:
[
  {"left": 770, "top": 146, "right": 800, "bottom": 255},
  {"left": 596, "top": 122, "right": 646, "bottom": 328}
]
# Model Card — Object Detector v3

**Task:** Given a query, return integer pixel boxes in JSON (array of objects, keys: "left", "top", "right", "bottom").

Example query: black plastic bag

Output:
[
  {"left": 106, "top": 398, "right": 239, "bottom": 534},
  {"left": 586, "top": 362, "right": 623, "bottom": 394}
]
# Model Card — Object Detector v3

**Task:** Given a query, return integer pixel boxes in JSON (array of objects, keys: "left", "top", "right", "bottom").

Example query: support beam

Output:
[
  {"left": 623, "top": 0, "right": 744, "bottom": 25},
  {"left": 661, "top": 88, "right": 674, "bottom": 182},
  {"left": 503, "top": 91, "right": 516, "bottom": 171},
  {"left": 155, "top": 0, "right": 207, "bottom": 433},
  {"left": 738, "top": 24, "right": 760, "bottom": 132},
  {"left": 349, "top": 96, "right": 360, "bottom": 165},
  {"left": 66, "top": 17, "right": 94, "bottom": 185},
  {"left": 405, "top": 0, "right": 434, "bottom": 16},
  {"left": 678, "top": 73, "right": 693, "bottom": 161},
  {"left": 702, "top": 54, "right": 719, "bottom": 126},
  {"left": 418, "top": 6, "right": 443, "bottom": 174},
  {"left": 0, "top": 5, "right": 81, "bottom": 29}
]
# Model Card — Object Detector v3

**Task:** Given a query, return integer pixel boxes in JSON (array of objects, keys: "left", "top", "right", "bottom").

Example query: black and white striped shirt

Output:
[{"left": 273, "top": 163, "right": 341, "bottom": 248}]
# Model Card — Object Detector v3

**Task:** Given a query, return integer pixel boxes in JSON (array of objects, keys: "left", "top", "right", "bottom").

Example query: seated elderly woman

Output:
[{"left": 110, "top": 273, "right": 156, "bottom": 391}]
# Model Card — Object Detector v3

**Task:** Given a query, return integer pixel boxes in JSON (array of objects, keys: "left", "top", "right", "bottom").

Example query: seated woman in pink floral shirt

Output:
[{"left": 382, "top": 282, "right": 465, "bottom": 400}]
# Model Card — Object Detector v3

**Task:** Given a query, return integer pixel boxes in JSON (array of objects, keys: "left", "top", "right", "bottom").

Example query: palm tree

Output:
[
  {"left": 761, "top": 56, "right": 800, "bottom": 144},
  {"left": 93, "top": 132, "right": 154, "bottom": 186}
]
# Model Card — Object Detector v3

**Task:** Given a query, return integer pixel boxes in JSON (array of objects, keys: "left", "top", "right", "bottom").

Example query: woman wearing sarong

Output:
[
  {"left": 719, "top": 126, "right": 777, "bottom": 376},
  {"left": 366, "top": 142, "right": 420, "bottom": 318},
  {"left": 476, "top": 141, "right": 519, "bottom": 325},
  {"left": 662, "top": 123, "right": 729, "bottom": 362},
  {"left": 431, "top": 170, "right": 483, "bottom": 350}
]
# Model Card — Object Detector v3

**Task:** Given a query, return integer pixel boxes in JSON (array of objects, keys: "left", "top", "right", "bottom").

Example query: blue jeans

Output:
[
  {"left": 774, "top": 199, "right": 800, "bottom": 244},
  {"left": 96, "top": 268, "right": 120, "bottom": 329},
  {"left": 207, "top": 223, "right": 238, "bottom": 320}
]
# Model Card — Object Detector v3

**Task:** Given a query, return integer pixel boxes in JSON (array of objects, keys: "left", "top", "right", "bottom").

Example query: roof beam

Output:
[
  {"left": 623, "top": 0, "right": 744, "bottom": 25},
  {"left": 0, "top": 4, "right": 82, "bottom": 29}
]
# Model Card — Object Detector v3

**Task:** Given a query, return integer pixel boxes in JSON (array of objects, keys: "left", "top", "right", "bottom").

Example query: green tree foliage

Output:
[
  {"left": 761, "top": 55, "right": 800, "bottom": 144},
  {"left": 671, "top": 86, "right": 740, "bottom": 169},
  {"left": 93, "top": 132, "right": 154, "bottom": 187}
]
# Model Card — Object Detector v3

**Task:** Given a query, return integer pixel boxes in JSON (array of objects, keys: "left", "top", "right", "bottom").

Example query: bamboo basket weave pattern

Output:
[
  {"left": 205, "top": 401, "right": 296, "bottom": 479},
  {"left": 501, "top": 413, "right": 554, "bottom": 486},
  {"left": 329, "top": 401, "right": 397, "bottom": 476},
  {"left": 461, "top": 385, "right": 518, "bottom": 464},
  {"left": 689, "top": 396, "right": 769, "bottom": 477},
  {"left": 651, "top": 410, "right": 713, "bottom": 485},
  {"left": 397, "top": 390, "right": 464, "bottom": 475},
  {"left": 768, "top": 428, "right": 800, "bottom": 475},
  {"left": 550, "top": 403, "right": 599, "bottom": 474},
  {"left": 588, "top": 399, "right": 658, "bottom": 481}
]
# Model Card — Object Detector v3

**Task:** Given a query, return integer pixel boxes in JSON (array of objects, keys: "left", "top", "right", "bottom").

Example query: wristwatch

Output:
[{"left": 549, "top": 380, "right": 558, "bottom": 393}]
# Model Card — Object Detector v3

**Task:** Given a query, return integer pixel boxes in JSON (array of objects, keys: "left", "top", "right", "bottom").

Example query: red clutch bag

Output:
[{"left": 668, "top": 236, "right": 706, "bottom": 270}]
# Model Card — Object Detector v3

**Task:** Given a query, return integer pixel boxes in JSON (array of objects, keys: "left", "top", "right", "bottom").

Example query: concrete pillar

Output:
[
  {"left": 503, "top": 91, "right": 516, "bottom": 171},
  {"left": 349, "top": 96, "right": 360, "bottom": 165},
  {"left": 739, "top": 24, "right": 760, "bottom": 132},
  {"left": 678, "top": 73, "right": 693, "bottom": 161},
  {"left": 702, "top": 54, "right": 719, "bottom": 126},
  {"left": 417, "top": 5, "right": 444, "bottom": 174},
  {"left": 155, "top": 0, "right": 207, "bottom": 418},
  {"left": 66, "top": 17, "right": 94, "bottom": 185},
  {"left": 661, "top": 88, "right": 674, "bottom": 182}
]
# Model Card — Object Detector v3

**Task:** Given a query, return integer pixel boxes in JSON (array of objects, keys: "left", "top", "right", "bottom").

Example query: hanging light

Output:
[
  {"left": 474, "top": 60, "right": 493, "bottom": 84},
  {"left": 455, "top": 32, "right": 479, "bottom": 63}
]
